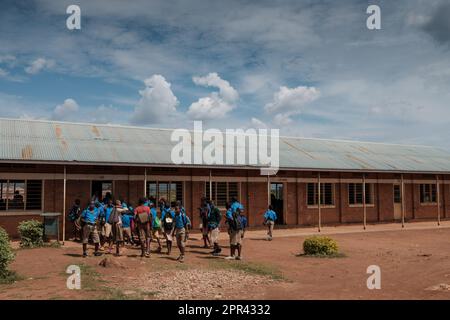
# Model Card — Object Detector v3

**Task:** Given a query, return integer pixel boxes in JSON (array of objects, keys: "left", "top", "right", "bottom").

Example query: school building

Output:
[{"left": 1, "top": 118, "right": 450, "bottom": 240}]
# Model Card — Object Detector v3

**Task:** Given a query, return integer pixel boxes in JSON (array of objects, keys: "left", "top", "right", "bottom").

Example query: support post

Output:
[
  {"left": 437, "top": 175, "right": 441, "bottom": 226},
  {"left": 209, "top": 170, "right": 212, "bottom": 201},
  {"left": 318, "top": 172, "right": 321, "bottom": 232},
  {"left": 144, "top": 168, "right": 147, "bottom": 197},
  {"left": 401, "top": 174, "right": 405, "bottom": 228},
  {"left": 267, "top": 175, "right": 270, "bottom": 206},
  {"left": 363, "top": 174, "right": 367, "bottom": 230},
  {"left": 62, "top": 165, "right": 67, "bottom": 244}
]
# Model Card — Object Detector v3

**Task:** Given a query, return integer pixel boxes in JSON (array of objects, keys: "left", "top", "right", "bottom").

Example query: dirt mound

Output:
[{"left": 98, "top": 257, "right": 127, "bottom": 269}]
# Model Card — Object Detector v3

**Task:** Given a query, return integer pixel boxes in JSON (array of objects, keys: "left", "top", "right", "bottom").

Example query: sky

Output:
[{"left": 0, "top": 0, "right": 449, "bottom": 149}]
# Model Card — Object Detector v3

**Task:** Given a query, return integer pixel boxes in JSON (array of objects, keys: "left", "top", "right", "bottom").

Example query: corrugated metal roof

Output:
[{"left": 1, "top": 118, "right": 450, "bottom": 173}]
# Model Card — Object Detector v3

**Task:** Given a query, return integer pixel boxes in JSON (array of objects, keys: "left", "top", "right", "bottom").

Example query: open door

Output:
[
  {"left": 270, "top": 183, "right": 284, "bottom": 224},
  {"left": 393, "top": 184, "right": 402, "bottom": 220},
  {"left": 91, "top": 181, "right": 113, "bottom": 202}
]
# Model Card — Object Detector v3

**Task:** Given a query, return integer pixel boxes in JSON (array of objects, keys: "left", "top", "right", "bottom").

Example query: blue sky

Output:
[{"left": 0, "top": 0, "right": 450, "bottom": 149}]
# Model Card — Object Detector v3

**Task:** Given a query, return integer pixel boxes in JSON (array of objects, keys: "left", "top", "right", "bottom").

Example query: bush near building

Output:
[
  {"left": 18, "top": 220, "right": 44, "bottom": 248},
  {"left": 303, "top": 236, "right": 339, "bottom": 256},
  {"left": 0, "top": 226, "right": 15, "bottom": 280}
]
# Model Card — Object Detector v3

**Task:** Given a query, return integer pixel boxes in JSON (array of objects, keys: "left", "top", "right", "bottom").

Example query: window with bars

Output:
[
  {"left": 0, "top": 179, "right": 42, "bottom": 211},
  {"left": 307, "top": 183, "right": 334, "bottom": 206},
  {"left": 147, "top": 181, "right": 183, "bottom": 205},
  {"left": 348, "top": 183, "right": 374, "bottom": 205},
  {"left": 205, "top": 182, "right": 239, "bottom": 207},
  {"left": 420, "top": 184, "right": 437, "bottom": 203}
]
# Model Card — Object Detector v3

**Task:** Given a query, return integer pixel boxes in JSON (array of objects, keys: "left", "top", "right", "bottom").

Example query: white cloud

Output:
[
  {"left": 265, "top": 85, "right": 320, "bottom": 114},
  {"left": 187, "top": 73, "right": 238, "bottom": 120},
  {"left": 25, "top": 57, "right": 55, "bottom": 75},
  {"left": 264, "top": 85, "right": 320, "bottom": 126},
  {"left": 52, "top": 98, "right": 79, "bottom": 121},
  {"left": 130, "top": 74, "right": 179, "bottom": 125}
]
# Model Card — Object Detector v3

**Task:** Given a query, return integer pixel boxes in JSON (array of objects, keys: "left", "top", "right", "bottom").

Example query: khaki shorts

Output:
[
  {"left": 210, "top": 227, "right": 220, "bottom": 244},
  {"left": 82, "top": 224, "right": 100, "bottom": 244},
  {"left": 137, "top": 223, "right": 150, "bottom": 241},
  {"left": 102, "top": 222, "right": 112, "bottom": 238},
  {"left": 176, "top": 228, "right": 186, "bottom": 248},
  {"left": 229, "top": 229, "right": 242, "bottom": 246}
]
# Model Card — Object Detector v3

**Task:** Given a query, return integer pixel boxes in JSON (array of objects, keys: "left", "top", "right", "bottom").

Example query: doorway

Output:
[
  {"left": 393, "top": 184, "right": 402, "bottom": 220},
  {"left": 91, "top": 181, "right": 113, "bottom": 202},
  {"left": 270, "top": 183, "right": 284, "bottom": 224}
]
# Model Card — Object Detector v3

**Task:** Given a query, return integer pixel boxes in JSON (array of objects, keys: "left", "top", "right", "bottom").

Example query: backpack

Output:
[
  {"left": 163, "top": 215, "right": 173, "bottom": 230},
  {"left": 68, "top": 205, "right": 80, "bottom": 222},
  {"left": 230, "top": 211, "right": 243, "bottom": 231},
  {"left": 153, "top": 215, "right": 162, "bottom": 229}
]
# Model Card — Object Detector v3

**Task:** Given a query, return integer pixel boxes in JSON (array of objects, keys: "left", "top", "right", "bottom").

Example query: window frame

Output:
[
  {"left": 205, "top": 181, "right": 240, "bottom": 208},
  {"left": 0, "top": 179, "right": 43, "bottom": 214},
  {"left": 146, "top": 181, "right": 183, "bottom": 205},
  {"left": 306, "top": 182, "right": 335, "bottom": 208},
  {"left": 419, "top": 183, "right": 437, "bottom": 205},
  {"left": 348, "top": 183, "right": 375, "bottom": 207}
]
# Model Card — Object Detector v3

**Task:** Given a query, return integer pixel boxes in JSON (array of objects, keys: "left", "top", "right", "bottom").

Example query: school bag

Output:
[
  {"left": 68, "top": 205, "right": 80, "bottom": 222},
  {"left": 163, "top": 214, "right": 173, "bottom": 230},
  {"left": 108, "top": 208, "right": 121, "bottom": 224},
  {"left": 229, "top": 211, "right": 243, "bottom": 231},
  {"left": 153, "top": 215, "right": 162, "bottom": 229},
  {"left": 136, "top": 207, "right": 150, "bottom": 224}
]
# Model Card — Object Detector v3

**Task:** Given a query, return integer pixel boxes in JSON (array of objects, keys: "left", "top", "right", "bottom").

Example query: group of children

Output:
[{"left": 68, "top": 194, "right": 278, "bottom": 262}]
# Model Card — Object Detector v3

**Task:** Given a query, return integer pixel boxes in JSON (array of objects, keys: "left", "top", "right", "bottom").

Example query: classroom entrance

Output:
[
  {"left": 393, "top": 184, "right": 402, "bottom": 220},
  {"left": 270, "top": 182, "right": 284, "bottom": 224},
  {"left": 91, "top": 181, "right": 113, "bottom": 202}
]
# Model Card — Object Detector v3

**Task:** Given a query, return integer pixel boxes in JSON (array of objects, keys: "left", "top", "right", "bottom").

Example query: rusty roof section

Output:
[{"left": 1, "top": 118, "right": 450, "bottom": 173}]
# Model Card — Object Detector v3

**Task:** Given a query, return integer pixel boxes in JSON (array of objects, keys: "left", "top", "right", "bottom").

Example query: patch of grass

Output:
[
  {"left": 297, "top": 252, "right": 346, "bottom": 259},
  {"left": 0, "top": 271, "right": 24, "bottom": 285},
  {"left": 44, "top": 241, "right": 62, "bottom": 248},
  {"left": 210, "top": 259, "right": 284, "bottom": 280}
]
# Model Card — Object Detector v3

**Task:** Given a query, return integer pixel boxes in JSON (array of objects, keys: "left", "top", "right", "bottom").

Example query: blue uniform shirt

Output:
[
  {"left": 81, "top": 207, "right": 100, "bottom": 224},
  {"left": 231, "top": 201, "right": 243, "bottom": 213},
  {"left": 264, "top": 209, "right": 277, "bottom": 221},
  {"left": 226, "top": 208, "right": 233, "bottom": 220},
  {"left": 104, "top": 205, "right": 114, "bottom": 222},
  {"left": 121, "top": 213, "right": 133, "bottom": 228},
  {"left": 174, "top": 213, "right": 188, "bottom": 229}
]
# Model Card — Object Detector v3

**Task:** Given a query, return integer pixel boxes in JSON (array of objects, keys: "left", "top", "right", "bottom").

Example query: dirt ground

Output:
[{"left": 2, "top": 222, "right": 450, "bottom": 300}]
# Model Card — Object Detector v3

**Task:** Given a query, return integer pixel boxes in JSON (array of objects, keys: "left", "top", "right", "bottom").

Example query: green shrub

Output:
[
  {"left": 303, "top": 236, "right": 339, "bottom": 256},
  {"left": 0, "top": 227, "right": 15, "bottom": 278},
  {"left": 18, "top": 220, "right": 44, "bottom": 248}
]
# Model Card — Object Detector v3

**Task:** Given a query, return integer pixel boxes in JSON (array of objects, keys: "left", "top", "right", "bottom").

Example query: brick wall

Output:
[{"left": 1, "top": 166, "right": 450, "bottom": 238}]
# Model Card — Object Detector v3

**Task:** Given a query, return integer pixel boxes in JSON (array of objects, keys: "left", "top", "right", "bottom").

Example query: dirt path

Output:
[{"left": 2, "top": 223, "right": 450, "bottom": 300}]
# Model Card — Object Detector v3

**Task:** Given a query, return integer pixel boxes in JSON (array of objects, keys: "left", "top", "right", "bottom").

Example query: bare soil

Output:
[{"left": 2, "top": 225, "right": 450, "bottom": 300}]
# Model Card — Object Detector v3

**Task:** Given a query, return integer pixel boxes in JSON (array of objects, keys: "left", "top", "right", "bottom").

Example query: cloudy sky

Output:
[{"left": 0, "top": 0, "right": 449, "bottom": 148}]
